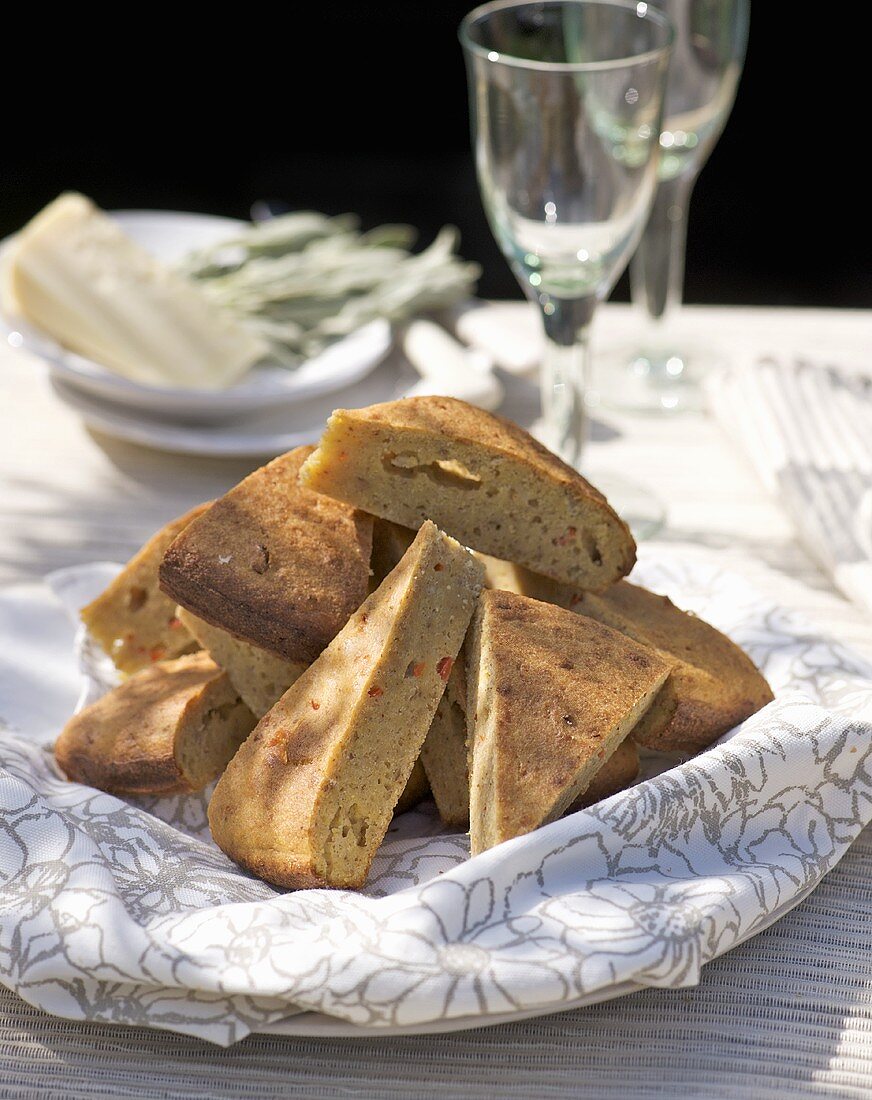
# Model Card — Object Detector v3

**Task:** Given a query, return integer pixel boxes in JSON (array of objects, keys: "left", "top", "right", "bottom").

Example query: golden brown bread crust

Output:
[
  {"left": 351, "top": 396, "right": 609, "bottom": 495},
  {"left": 54, "top": 652, "right": 254, "bottom": 795},
  {"left": 207, "top": 521, "right": 485, "bottom": 890},
  {"left": 159, "top": 447, "right": 373, "bottom": 665},
  {"left": 80, "top": 503, "right": 209, "bottom": 675},
  {"left": 569, "top": 581, "right": 774, "bottom": 752},
  {"left": 467, "top": 591, "right": 671, "bottom": 854},
  {"left": 299, "top": 397, "right": 635, "bottom": 591}
]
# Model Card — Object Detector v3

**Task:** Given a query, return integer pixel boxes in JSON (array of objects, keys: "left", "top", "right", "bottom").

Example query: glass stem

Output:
[
  {"left": 539, "top": 295, "right": 596, "bottom": 469},
  {"left": 630, "top": 173, "right": 695, "bottom": 326}
]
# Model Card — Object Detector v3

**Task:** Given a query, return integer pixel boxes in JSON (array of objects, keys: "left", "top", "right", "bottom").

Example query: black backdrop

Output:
[{"left": 3, "top": 4, "right": 866, "bottom": 308}]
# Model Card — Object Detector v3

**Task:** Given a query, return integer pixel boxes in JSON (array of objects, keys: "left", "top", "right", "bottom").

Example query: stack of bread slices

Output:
[{"left": 56, "top": 397, "right": 773, "bottom": 890}]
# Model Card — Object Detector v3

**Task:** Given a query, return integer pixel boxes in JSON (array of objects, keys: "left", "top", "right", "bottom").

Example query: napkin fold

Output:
[
  {"left": 708, "top": 355, "right": 872, "bottom": 613},
  {"left": 2, "top": 553, "right": 872, "bottom": 1044}
]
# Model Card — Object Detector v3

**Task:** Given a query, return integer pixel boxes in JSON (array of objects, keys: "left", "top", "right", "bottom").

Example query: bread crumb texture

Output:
[
  {"left": 569, "top": 581, "right": 774, "bottom": 751},
  {"left": 207, "top": 521, "right": 484, "bottom": 890},
  {"left": 55, "top": 652, "right": 255, "bottom": 795},
  {"left": 159, "top": 446, "right": 373, "bottom": 665},
  {"left": 467, "top": 590, "right": 671, "bottom": 855},
  {"left": 299, "top": 397, "right": 635, "bottom": 591},
  {"left": 81, "top": 502, "right": 210, "bottom": 675}
]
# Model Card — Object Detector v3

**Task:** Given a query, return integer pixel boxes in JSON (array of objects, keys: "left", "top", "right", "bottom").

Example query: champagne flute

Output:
[
  {"left": 459, "top": 0, "right": 673, "bottom": 533},
  {"left": 614, "top": 0, "right": 750, "bottom": 411}
]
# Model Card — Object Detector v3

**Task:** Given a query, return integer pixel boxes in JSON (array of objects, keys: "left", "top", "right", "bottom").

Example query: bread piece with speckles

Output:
[
  {"left": 567, "top": 581, "right": 774, "bottom": 752},
  {"left": 208, "top": 521, "right": 484, "bottom": 890},
  {"left": 178, "top": 606, "right": 436, "bottom": 814},
  {"left": 176, "top": 608, "right": 307, "bottom": 718},
  {"left": 54, "top": 652, "right": 256, "bottom": 795},
  {"left": 299, "top": 397, "right": 635, "bottom": 591},
  {"left": 467, "top": 590, "right": 671, "bottom": 855},
  {"left": 81, "top": 503, "right": 209, "bottom": 675},
  {"left": 159, "top": 446, "right": 373, "bottom": 665}
]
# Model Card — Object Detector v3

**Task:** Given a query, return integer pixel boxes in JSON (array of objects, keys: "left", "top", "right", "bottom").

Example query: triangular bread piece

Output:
[
  {"left": 159, "top": 446, "right": 373, "bottom": 666},
  {"left": 420, "top": 654, "right": 642, "bottom": 828},
  {"left": 467, "top": 591, "right": 671, "bottom": 855},
  {"left": 300, "top": 396, "right": 635, "bottom": 591},
  {"left": 372, "top": 518, "right": 584, "bottom": 827},
  {"left": 178, "top": 605, "right": 435, "bottom": 813},
  {"left": 81, "top": 502, "right": 210, "bottom": 675},
  {"left": 568, "top": 581, "right": 773, "bottom": 752},
  {"left": 176, "top": 608, "right": 306, "bottom": 718},
  {"left": 54, "top": 653, "right": 256, "bottom": 795},
  {"left": 208, "top": 521, "right": 484, "bottom": 889}
]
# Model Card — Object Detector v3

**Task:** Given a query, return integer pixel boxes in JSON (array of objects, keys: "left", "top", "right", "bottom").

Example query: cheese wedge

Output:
[
  {"left": 208, "top": 521, "right": 484, "bottom": 889},
  {"left": 467, "top": 591, "right": 671, "bottom": 855},
  {"left": 4, "top": 193, "right": 267, "bottom": 389}
]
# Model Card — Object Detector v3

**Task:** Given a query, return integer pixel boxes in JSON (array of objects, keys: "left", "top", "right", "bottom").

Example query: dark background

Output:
[{"left": 4, "top": 5, "right": 867, "bottom": 308}]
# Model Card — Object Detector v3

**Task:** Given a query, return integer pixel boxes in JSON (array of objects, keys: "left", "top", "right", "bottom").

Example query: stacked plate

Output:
[{"left": 0, "top": 211, "right": 408, "bottom": 457}]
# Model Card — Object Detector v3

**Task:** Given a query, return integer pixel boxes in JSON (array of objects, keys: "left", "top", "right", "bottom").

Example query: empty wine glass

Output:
[
  {"left": 611, "top": 0, "right": 750, "bottom": 411},
  {"left": 459, "top": 0, "right": 672, "bottom": 534}
]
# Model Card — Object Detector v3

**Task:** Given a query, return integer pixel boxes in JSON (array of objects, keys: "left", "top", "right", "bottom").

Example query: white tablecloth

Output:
[{"left": 1, "top": 302, "right": 871, "bottom": 1098}]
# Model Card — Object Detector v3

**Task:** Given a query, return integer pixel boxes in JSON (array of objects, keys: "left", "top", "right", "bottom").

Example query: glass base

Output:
[
  {"left": 585, "top": 471, "right": 666, "bottom": 542},
  {"left": 599, "top": 344, "right": 704, "bottom": 414}
]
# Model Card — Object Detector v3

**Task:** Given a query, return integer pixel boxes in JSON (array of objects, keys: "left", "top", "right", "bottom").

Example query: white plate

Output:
[
  {"left": 50, "top": 353, "right": 419, "bottom": 457},
  {"left": 2, "top": 555, "right": 872, "bottom": 1041},
  {"left": 0, "top": 210, "right": 392, "bottom": 421}
]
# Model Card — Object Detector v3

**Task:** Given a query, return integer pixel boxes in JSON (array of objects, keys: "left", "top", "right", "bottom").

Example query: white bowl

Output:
[{"left": 0, "top": 210, "right": 392, "bottom": 422}]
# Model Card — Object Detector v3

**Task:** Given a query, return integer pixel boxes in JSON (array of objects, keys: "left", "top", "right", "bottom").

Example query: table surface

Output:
[{"left": 1, "top": 302, "right": 871, "bottom": 1099}]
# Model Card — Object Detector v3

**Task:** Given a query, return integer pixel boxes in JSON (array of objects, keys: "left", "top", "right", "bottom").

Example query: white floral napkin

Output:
[
  {"left": 1, "top": 551, "right": 871, "bottom": 1045},
  {"left": 707, "top": 355, "right": 872, "bottom": 613}
]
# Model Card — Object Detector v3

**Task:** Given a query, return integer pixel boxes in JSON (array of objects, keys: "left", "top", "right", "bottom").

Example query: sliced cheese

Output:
[{"left": 4, "top": 193, "right": 267, "bottom": 389}]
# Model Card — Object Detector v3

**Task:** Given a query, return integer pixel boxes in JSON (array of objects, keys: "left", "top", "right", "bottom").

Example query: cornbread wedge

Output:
[
  {"left": 420, "top": 643, "right": 642, "bottom": 828},
  {"left": 568, "top": 581, "right": 774, "bottom": 752},
  {"left": 208, "top": 521, "right": 484, "bottom": 890},
  {"left": 419, "top": 659, "right": 469, "bottom": 828},
  {"left": 467, "top": 591, "right": 671, "bottom": 855},
  {"left": 372, "top": 517, "right": 566, "bottom": 602},
  {"left": 178, "top": 605, "right": 429, "bottom": 812},
  {"left": 372, "top": 518, "right": 562, "bottom": 827},
  {"left": 176, "top": 608, "right": 306, "bottom": 718},
  {"left": 300, "top": 396, "right": 635, "bottom": 591},
  {"left": 81, "top": 503, "right": 210, "bottom": 675},
  {"left": 54, "top": 653, "right": 256, "bottom": 795},
  {"left": 569, "top": 738, "right": 640, "bottom": 810},
  {"left": 160, "top": 447, "right": 373, "bottom": 666}
]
